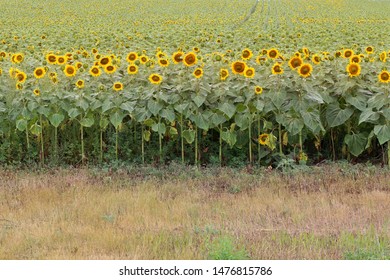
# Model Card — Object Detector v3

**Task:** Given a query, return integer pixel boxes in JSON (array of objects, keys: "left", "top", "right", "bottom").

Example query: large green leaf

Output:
[
  {"left": 109, "top": 111, "right": 124, "bottom": 129},
  {"left": 326, "top": 104, "right": 354, "bottom": 127},
  {"left": 358, "top": 109, "right": 380, "bottom": 125},
  {"left": 120, "top": 101, "right": 136, "bottom": 114},
  {"left": 160, "top": 108, "right": 175, "bottom": 123},
  {"left": 49, "top": 113, "right": 65, "bottom": 128},
  {"left": 0, "top": 102, "right": 6, "bottom": 113},
  {"left": 151, "top": 122, "right": 166, "bottom": 135},
  {"left": 234, "top": 113, "right": 250, "bottom": 130},
  {"left": 221, "top": 130, "right": 237, "bottom": 148},
  {"left": 68, "top": 108, "right": 81, "bottom": 119},
  {"left": 344, "top": 133, "right": 367, "bottom": 157},
  {"left": 147, "top": 99, "right": 163, "bottom": 116},
  {"left": 182, "top": 129, "right": 195, "bottom": 144},
  {"left": 192, "top": 114, "right": 209, "bottom": 130},
  {"left": 192, "top": 94, "right": 206, "bottom": 108},
  {"left": 210, "top": 113, "right": 226, "bottom": 127},
  {"left": 16, "top": 119, "right": 28, "bottom": 132},
  {"left": 80, "top": 117, "right": 94, "bottom": 127},
  {"left": 30, "top": 123, "right": 42, "bottom": 136},
  {"left": 301, "top": 110, "right": 324, "bottom": 134},
  {"left": 345, "top": 94, "right": 367, "bottom": 111},
  {"left": 374, "top": 124, "right": 390, "bottom": 145},
  {"left": 218, "top": 102, "right": 236, "bottom": 119}
]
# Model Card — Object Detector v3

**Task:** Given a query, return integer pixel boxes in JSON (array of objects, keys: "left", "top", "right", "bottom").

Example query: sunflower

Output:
[
  {"left": 365, "top": 46, "right": 374, "bottom": 54},
  {"left": 75, "top": 79, "right": 85, "bottom": 89},
  {"left": 46, "top": 53, "right": 57, "bottom": 64},
  {"left": 113, "top": 82, "right": 124, "bottom": 91},
  {"left": 156, "top": 51, "right": 166, "bottom": 58},
  {"left": 75, "top": 62, "right": 83, "bottom": 69},
  {"left": 241, "top": 48, "right": 253, "bottom": 60},
  {"left": 220, "top": 68, "right": 229, "bottom": 80},
  {"left": 271, "top": 63, "right": 283, "bottom": 75},
  {"left": 64, "top": 65, "right": 77, "bottom": 77},
  {"left": 192, "top": 47, "right": 200, "bottom": 53},
  {"left": 183, "top": 52, "right": 197, "bottom": 67},
  {"left": 267, "top": 48, "right": 279, "bottom": 59},
  {"left": 343, "top": 49, "right": 354, "bottom": 58},
  {"left": 350, "top": 55, "right": 361, "bottom": 64},
  {"left": 57, "top": 56, "right": 66, "bottom": 65},
  {"left": 193, "top": 68, "right": 203, "bottom": 78},
  {"left": 33, "top": 89, "right": 40, "bottom": 96},
  {"left": 172, "top": 51, "right": 184, "bottom": 64},
  {"left": 256, "top": 56, "right": 266, "bottom": 64},
  {"left": 298, "top": 63, "right": 313, "bottom": 78},
  {"left": 148, "top": 73, "right": 162, "bottom": 85},
  {"left": 104, "top": 64, "right": 116, "bottom": 74},
  {"left": 51, "top": 76, "right": 58, "bottom": 84},
  {"left": 288, "top": 56, "right": 303, "bottom": 70},
  {"left": 126, "top": 52, "right": 138, "bottom": 63},
  {"left": 258, "top": 133, "right": 270, "bottom": 145},
  {"left": 346, "top": 63, "right": 361, "bottom": 77},
  {"left": 379, "top": 51, "right": 387, "bottom": 62},
  {"left": 158, "top": 58, "right": 169, "bottom": 67},
  {"left": 49, "top": 72, "right": 57, "bottom": 79},
  {"left": 16, "top": 83, "right": 23, "bottom": 90},
  {"left": 244, "top": 67, "right": 255, "bottom": 78},
  {"left": 311, "top": 54, "right": 321, "bottom": 65},
  {"left": 11, "top": 53, "right": 24, "bottom": 63},
  {"left": 302, "top": 48, "right": 310, "bottom": 58},
  {"left": 378, "top": 70, "right": 390, "bottom": 83},
  {"left": 99, "top": 56, "right": 111, "bottom": 66},
  {"left": 139, "top": 55, "right": 149, "bottom": 64},
  {"left": 231, "top": 61, "right": 247, "bottom": 75},
  {"left": 16, "top": 71, "right": 27, "bottom": 83},
  {"left": 254, "top": 86, "right": 263, "bottom": 95},
  {"left": 33, "top": 67, "right": 46, "bottom": 79},
  {"left": 127, "top": 64, "right": 138, "bottom": 75}
]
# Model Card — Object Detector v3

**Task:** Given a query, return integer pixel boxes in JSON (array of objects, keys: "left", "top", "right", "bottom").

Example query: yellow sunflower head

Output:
[
  {"left": 127, "top": 64, "right": 138, "bottom": 75},
  {"left": 104, "top": 64, "right": 116, "bottom": 74},
  {"left": 258, "top": 133, "right": 270, "bottom": 145},
  {"left": 365, "top": 46, "right": 374, "bottom": 54},
  {"left": 220, "top": 68, "right": 229, "bottom": 81},
  {"left": 241, "top": 48, "right": 253, "bottom": 60},
  {"left": 231, "top": 61, "right": 247, "bottom": 75},
  {"left": 75, "top": 79, "right": 85, "bottom": 89},
  {"left": 350, "top": 55, "right": 361, "bottom": 64},
  {"left": 378, "top": 70, "right": 390, "bottom": 83},
  {"left": 172, "top": 51, "right": 184, "bottom": 64},
  {"left": 139, "top": 55, "right": 149, "bottom": 64},
  {"left": 16, "top": 71, "right": 27, "bottom": 83},
  {"left": 33, "top": 89, "right": 40, "bottom": 96},
  {"left": 311, "top": 54, "right": 321, "bottom": 65},
  {"left": 57, "top": 56, "right": 66, "bottom": 65},
  {"left": 244, "top": 67, "right": 255, "bottom": 78},
  {"left": 183, "top": 52, "right": 197, "bottom": 67},
  {"left": 298, "top": 63, "right": 313, "bottom": 78},
  {"left": 34, "top": 67, "right": 46, "bottom": 79},
  {"left": 271, "top": 63, "right": 283, "bottom": 75},
  {"left": 99, "top": 56, "right": 111, "bottom": 66},
  {"left": 288, "top": 56, "right": 303, "bottom": 70},
  {"left": 346, "top": 63, "right": 361, "bottom": 77},
  {"left": 12, "top": 53, "right": 24, "bottom": 64},
  {"left": 113, "top": 82, "right": 124, "bottom": 91},
  {"left": 46, "top": 53, "right": 57, "bottom": 64},
  {"left": 64, "top": 65, "right": 77, "bottom": 77},
  {"left": 254, "top": 86, "right": 263, "bottom": 95},
  {"left": 379, "top": 51, "right": 387, "bottom": 62},
  {"left": 267, "top": 48, "right": 279, "bottom": 59},
  {"left": 126, "top": 52, "right": 138, "bottom": 63},
  {"left": 343, "top": 49, "right": 354, "bottom": 58},
  {"left": 89, "top": 66, "right": 101, "bottom": 77},
  {"left": 193, "top": 68, "right": 203, "bottom": 78},
  {"left": 158, "top": 58, "right": 169, "bottom": 67},
  {"left": 148, "top": 73, "right": 162, "bottom": 85}
]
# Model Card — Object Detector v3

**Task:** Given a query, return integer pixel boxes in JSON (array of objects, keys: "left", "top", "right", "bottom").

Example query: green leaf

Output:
[
  {"left": 218, "top": 102, "right": 236, "bottom": 119},
  {"left": 143, "top": 118, "right": 156, "bottom": 127},
  {"left": 345, "top": 94, "right": 367, "bottom": 111},
  {"left": 234, "top": 113, "right": 250, "bottom": 130},
  {"left": 99, "top": 117, "right": 109, "bottom": 130},
  {"left": 151, "top": 122, "right": 166, "bottom": 135},
  {"left": 301, "top": 110, "right": 324, "bottom": 134},
  {"left": 304, "top": 91, "right": 324, "bottom": 104},
  {"left": 169, "top": 126, "right": 178, "bottom": 136},
  {"left": 143, "top": 130, "right": 151, "bottom": 142},
  {"left": 374, "top": 124, "right": 390, "bottom": 145},
  {"left": 221, "top": 130, "right": 237, "bottom": 148},
  {"left": 48, "top": 113, "right": 65, "bottom": 128},
  {"left": 192, "top": 114, "right": 209, "bottom": 130},
  {"left": 0, "top": 102, "right": 6, "bottom": 113},
  {"left": 210, "top": 113, "right": 226, "bottom": 127},
  {"left": 193, "top": 94, "right": 206, "bottom": 108},
  {"left": 344, "top": 133, "right": 367, "bottom": 157},
  {"left": 381, "top": 108, "right": 390, "bottom": 120},
  {"left": 120, "top": 101, "right": 136, "bottom": 114},
  {"left": 80, "top": 117, "right": 94, "bottom": 128},
  {"left": 16, "top": 119, "right": 28, "bottom": 131},
  {"left": 358, "top": 109, "right": 380, "bottom": 125},
  {"left": 147, "top": 99, "right": 163, "bottom": 116},
  {"left": 182, "top": 129, "right": 195, "bottom": 144},
  {"left": 109, "top": 111, "right": 124, "bottom": 129},
  {"left": 326, "top": 104, "right": 354, "bottom": 128},
  {"left": 160, "top": 108, "right": 175, "bottom": 123},
  {"left": 68, "top": 108, "right": 81, "bottom": 119},
  {"left": 254, "top": 99, "right": 264, "bottom": 111},
  {"left": 30, "top": 123, "right": 42, "bottom": 136},
  {"left": 102, "top": 100, "right": 114, "bottom": 113}
]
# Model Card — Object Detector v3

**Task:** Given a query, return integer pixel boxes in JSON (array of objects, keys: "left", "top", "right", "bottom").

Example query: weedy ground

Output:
[{"left": 0, "top": 162, "right": 389, "bottom": 260}]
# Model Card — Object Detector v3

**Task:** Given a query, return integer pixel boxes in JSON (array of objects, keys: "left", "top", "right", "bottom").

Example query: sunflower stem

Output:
[
  {"left": 180, "top": 114, "right": 184, "bottom": 164},
  {"left": 194, "top": 125, "right": 198, "bottom": 166},
  {"left": 40, "top": 115, "right": 44, "bottom": 165},
  {"left": 299, "top": 130, "right": 303, "bottom": 154},
  {"left": 219, "top": 124, "right": 222, "bottom": 166},
  {"left": 54, "top": 126, "right": 58, "bottom": 163},
  {"left": 25, "top": 127, "right": 29, "bottom": 156},
  {"left": 100, "top": 128, "right": 103, "bottom": 164},
  {"left": 80, "top": 123, "right": 84, "bottom": 165},
  {"left": 115, "top": 127, "right": 118, "bottom": 162},
  {"left": 249, "top": 114, "right": 252, "bottom": 165},
  {"left": 141, "top": 124, "right": 145, "bottom": 164},
  {"left": 158, "top": 116, "right": 162, "bottom": 164},
  {"left": 387, "top": 141, "right": 390, "bottom": 167},
  {"left": 279, "top": 123, "right": 283, "bottom": 156},
  {"left": 257, "top": 114, "right": 261, "bottom": 165}
]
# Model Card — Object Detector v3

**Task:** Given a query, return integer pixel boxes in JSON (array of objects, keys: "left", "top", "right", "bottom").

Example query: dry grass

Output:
[{"left": 0, "top": 163, "right": 389, "bottom": 259}]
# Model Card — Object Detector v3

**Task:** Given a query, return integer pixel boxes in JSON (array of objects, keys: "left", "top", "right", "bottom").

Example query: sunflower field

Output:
[{"left": 1, "top": 0, "right": 390, "bottom": 166}]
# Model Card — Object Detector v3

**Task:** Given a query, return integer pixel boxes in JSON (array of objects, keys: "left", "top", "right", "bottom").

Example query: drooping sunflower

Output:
[
  {"left": 311, "top": 54, "right": 321, "bottom": 65},
  {"left": 16, "top": 83, "right": 23, "bottom": 90},
  {"left": 113, "top": 82, "right": 124, "bottom": 91},
  {"left": 365, "top": 46, "right": 374, "bottom": 54},
  {"left": 148, "top": 73, "right": 162, "bottom": 85},
  {"left": 75, "top": 62, "right": 83, "bottom": 69},
  {"left": 64, "top": 65, "right": 77, "bottom": 77},
  {"left": 288, "top": 56, "right": 303, "bottom": 70},
  {"left": 51, "top": 77, "right": 59, "bottom": 84},
  {"left": 193, "top": 68, "right": 203, "bottom": 78},
  {"left": 241, "top": 48, "right": 253, "bottom": 60},
  {"left": 46, "top": 53, "right": 57, "bottom": 64},
  {"left": 127, "top": 64, "right": 138, "bottom": 75},
  {"left": 302, "top": 48, "right": 310, "bottom": 58},
  {"left": 271, "top": 63, "right": 283, "bottom": 75},
  {"left": 172, "top": 51, "right": 184, "bottom": 64},
  {"left": 378, "top": 70, "right": 390, "bottom": 83},
  {"left": 231, "top": 61, "right": 247, "bottom": 75},
  {"left": 158, "top": 58, "right": 169, "bottom": 67},
  {"left": 256, "top": 56, "right": 266, "bottom": 64},
  {"left": 379, "top": 51, "right": 387, "bottom": 62},
  {"left": 126, "top": 52, "right": 138, "bottom": 63},
  {"left": 350, "top": 55, "right": 361, "bottom": 64},
  {"left": 11, "top": 53, "right": 24, "bottom": 63},
  {"left": 33, "top": 89, "right": 40, "bottom": 96},
  {"left": 343, "top": 49, "right": 354, "bottom": 59},
  {"left": 33, "top": 67, "right": 46, "bottom": 79},
  {"left": 57, "top": 56, "right": 66, "bottom": 65},
  {"left": 75, "top": 79, "right": 85, "bottom": 89},
  {"left": 104, "top": 64, "right": 116, "bottom": 74},
  {"left": 254, "top": 86, "right": 263, "bottom": 95},
  {"left": 156, "top": 51, "right": 167, "bottom": 58},
  {"left": 244, "top": 67, "right": 255, "bottom": 78},
  {"left": 346, "top": 63, "right": 361, "bottom": 77},
  {"left": 258, "top": 133, "right": 270, "bottom": 145},
  {"left": 267, "top": 48, "right": 279, "bottom": 59},
  {"left": 183, "top": 52, "right": 197, "bottom": 67},
  {"left": 99, "top": 56, "right": 111, "bottom": 67},
  {"left": 298, "top": 63, "right": 313, "bottom": 78},
  {"left": 220, "top": 68, "right": 229, "bottom": 80},
  {"left": 16, "top": 71, "right": 27, "bottom": 83}
]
